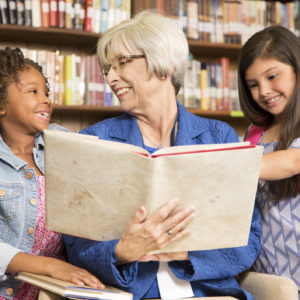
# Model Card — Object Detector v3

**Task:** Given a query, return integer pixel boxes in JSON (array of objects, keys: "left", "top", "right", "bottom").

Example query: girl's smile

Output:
[{"left": 245, "top": 57, "right": 295, "bottom": 118}]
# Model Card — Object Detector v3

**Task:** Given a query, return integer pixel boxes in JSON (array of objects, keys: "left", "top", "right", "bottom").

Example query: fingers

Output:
[
  {"left": 164, "top": 206, "right": 195, "bottom": 238},
  {"left": 150, "top": 197, "right": 180, "bottom": 224},
  {"left": 130, "top": 205, "right": 147, "bottom": 225},
  {"left": 69, "top": 270, "right": 105, "bottom": 289}
]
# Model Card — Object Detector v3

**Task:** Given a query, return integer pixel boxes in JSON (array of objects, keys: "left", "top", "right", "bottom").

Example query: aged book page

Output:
[{"left": 44, "top": 130, "right": 263, "bottom": 253}]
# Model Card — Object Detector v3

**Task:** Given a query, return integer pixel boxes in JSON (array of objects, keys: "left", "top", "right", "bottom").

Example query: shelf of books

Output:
[{"left": 1, "top": 0, "right": 299, "bottom": 133}]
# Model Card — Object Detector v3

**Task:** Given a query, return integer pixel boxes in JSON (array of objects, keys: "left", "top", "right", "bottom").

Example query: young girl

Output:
[
  {"left": 238, "top": 25, "right": 300, "bottom": 294},
  {"left": 0, "top": 47, "right": 104, "bottom": 300}
]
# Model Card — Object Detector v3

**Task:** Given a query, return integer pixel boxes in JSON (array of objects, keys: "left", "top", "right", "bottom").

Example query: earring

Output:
[{"left": 161, "top": 75, "right": 166, "bottom": 80}]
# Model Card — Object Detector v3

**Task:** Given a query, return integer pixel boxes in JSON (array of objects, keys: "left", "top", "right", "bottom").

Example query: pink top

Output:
[{"left": 3, "top": 176, "right": 64, "bottom": 300}]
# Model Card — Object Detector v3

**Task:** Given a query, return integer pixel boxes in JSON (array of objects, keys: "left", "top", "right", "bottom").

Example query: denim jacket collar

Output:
[{"left": 0, "top": 131, "right": 44, "bottom": 171}]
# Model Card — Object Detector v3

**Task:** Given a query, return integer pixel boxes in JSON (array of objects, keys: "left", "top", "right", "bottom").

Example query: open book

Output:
[
  {"left": 15, "top": 272, "right": 132, "bottom": 300},
  {"left": 44, "top": 130, "right": 263, "bottom": 253}
]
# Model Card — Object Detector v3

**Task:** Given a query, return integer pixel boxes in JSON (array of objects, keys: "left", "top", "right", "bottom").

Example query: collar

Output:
[
  {"left": 108, "top": 101, "right": 211, "bottom": 146},
  {"left": 0, "top": 130, "right": 45, "bottom": 170}
]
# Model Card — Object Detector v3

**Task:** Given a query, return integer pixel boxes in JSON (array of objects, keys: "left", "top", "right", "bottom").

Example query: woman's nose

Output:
[{"left": 105, "top": 66, "right": 120, "bottom": 86}]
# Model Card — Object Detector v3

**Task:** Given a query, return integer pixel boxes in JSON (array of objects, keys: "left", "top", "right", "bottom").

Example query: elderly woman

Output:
[{"left": 64, "top": 11, "right": 261, "bottom": 300}]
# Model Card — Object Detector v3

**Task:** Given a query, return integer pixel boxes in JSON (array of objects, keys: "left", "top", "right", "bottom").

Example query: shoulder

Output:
[
  {"left": 79, "top": 114, "right": 133, "bottom": 138},
  {"left": 178, "top": 103, "right": 239, "bottom": 143}
]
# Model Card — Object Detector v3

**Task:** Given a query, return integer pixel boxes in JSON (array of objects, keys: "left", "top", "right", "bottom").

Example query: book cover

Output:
[
  {"left": 49, "top": 0, "right": 58, "bottom": 27},
  {"left": 100, "top": 0, "right": 108, "bottom": 33},
  {"left": 84, "top": 0, "right": 93, "bottom": 31},
  {"left": 31, "top": 0, "right": 41, "bottom": 27},
  {"left": 64, "top": 54, "right": 73, "bottom": 105},
  {"left": 15, "top": 272, "right": 133, "bottom": 300},
  {"left": 0, "top": 0, "right": 9, "bottom": 24},
  {"left": 41, "top": 0, "right": 50, "bottom": 27},
  {"left": 23, "top": 0, "right": 31, "bottom": 25},
  {"left": 58, "top": 0, "right": 65, "bottom": 27},
  {"left": 73, "top": 0, "right": 82, "bottom": 29},
  {"left": 7, "top": 0, "right": 17, "bottom": 24},
  {"left": 187, "top": 0, "right": 198, "bottom": 40},
  {"left": 16, "top": 0, "right": 25, "bottom": 25},
  {"left": 64, "top": 0, "right": 73, "bottom": 29},
  {"left": 44, "top": 130, "right": 263, "bottom": 254}
]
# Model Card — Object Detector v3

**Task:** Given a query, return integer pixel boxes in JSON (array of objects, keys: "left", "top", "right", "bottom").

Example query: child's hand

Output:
[{"left": 46, "top": 259, "right": 105, "bottom": 289}]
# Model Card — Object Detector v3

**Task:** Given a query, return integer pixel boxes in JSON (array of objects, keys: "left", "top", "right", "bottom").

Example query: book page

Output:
[
  {"left": 45, "top": 130, "right": 154, "bottom": 241},
  {"left": 44, "top": 130, "right": 263, "bottom": 252},
  {"left": 44, "top": 130, "right": 150, "bottom": 156},
  {"left": 148, "top": 146, "right": 262, "bottom": 253}
]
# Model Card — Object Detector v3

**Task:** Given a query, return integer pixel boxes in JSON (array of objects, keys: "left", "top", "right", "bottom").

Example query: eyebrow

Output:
[{"left": 245, "top": 66, "right": 279, "bottom": 81}]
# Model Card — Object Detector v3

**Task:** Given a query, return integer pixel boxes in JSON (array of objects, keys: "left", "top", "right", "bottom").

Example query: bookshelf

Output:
[{"left": 0, "top": 24, "right": 248, "bottom": 134}]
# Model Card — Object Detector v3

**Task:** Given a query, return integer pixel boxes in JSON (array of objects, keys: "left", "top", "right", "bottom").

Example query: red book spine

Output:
[
  {"left": 84, "top": 0, "right": 93, "bottom": 31},
  {"left": 58, "top": 0, "right": 65, "bottom": 27},
  {"left": 49, "top": 0, "right": 58, "bottom": 26},
  {"left": 41, "top": 0, "right": 50, "bottom": 27}
]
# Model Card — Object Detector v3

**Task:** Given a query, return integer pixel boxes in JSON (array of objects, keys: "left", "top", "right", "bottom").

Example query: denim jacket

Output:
[{"left": 0, "top": 123, "right": 67, "bottom": 299}]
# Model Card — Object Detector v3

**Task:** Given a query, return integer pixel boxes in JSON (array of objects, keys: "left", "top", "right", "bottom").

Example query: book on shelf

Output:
[
  {"left": 16, "top": 0, "right": 25, "bottom": 25},
  {"left": 15, "top": 272, "right": 133, "bottom": 300},
  {"left": 44, "top": 130, "right": 263, "bottom": 254},
  {"left": 57, "top": 0, "right": 65, "bottom": 27},
  {"left": 41, "top": 0, "right": 50, "bottom": 27},
  {"left": 49, "top": 0, "right": 58, "bottom": 27},
  {"left": 23, "top": 0, "right": 31, "bottom": 25},
  {"left": 7, "top": 0, "right": 17, "bottom": 24}
]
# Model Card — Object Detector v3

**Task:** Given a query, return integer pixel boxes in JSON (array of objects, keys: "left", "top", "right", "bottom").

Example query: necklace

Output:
[
  {"left": 140, "top": 114, "right": 178, "bottom": 150},
  {"left": 143, "top": 134, "right": 168, "bottom": 149}
]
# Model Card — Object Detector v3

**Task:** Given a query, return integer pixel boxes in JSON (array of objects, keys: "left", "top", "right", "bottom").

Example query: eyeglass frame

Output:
[{"left": 101, "top": 54, "right": 145, "bottom": 80}]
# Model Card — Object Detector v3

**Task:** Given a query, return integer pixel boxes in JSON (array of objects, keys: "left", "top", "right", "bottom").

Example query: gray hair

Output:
[{"left": 97, "top": 11, "right": 189, "bottom": 95}]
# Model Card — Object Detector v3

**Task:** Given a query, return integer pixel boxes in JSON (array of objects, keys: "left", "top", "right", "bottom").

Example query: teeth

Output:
[
  {"left": 38, "top": 112, "right": 49, "bottom": 117},
  {"left": 267, "top": 96, "right": 280, "bottom": 104},
  {"left": 116, "top": 88, "right": 130, "bottom": 96}
]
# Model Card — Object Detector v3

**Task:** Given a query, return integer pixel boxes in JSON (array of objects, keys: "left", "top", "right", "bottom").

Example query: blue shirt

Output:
[{"left": 64, "top": 102, "right": 261, "bottom": 300}]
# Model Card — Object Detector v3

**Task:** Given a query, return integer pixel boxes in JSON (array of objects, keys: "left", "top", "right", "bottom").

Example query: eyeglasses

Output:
[{"left": 101, "top": 55, "right": 145, "bottom": 80}]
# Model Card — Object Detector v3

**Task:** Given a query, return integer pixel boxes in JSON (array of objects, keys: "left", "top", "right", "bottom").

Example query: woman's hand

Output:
[{"left": 115, "top": 198, "right": 194, "bottom": 264}]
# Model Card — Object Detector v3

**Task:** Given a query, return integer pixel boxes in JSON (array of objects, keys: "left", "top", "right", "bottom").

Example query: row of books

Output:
[
  {"left": 0, "top": 0, "right": 131, "bottom": 32},
  {"left": 178, "top": 54, "right": 239, "bottom": 111},
  {"left": 136, "top": 0, "right": 300, "bottom": 45},
  {"left": 21, "top": 48, "right": 239, "bottom": 112}
]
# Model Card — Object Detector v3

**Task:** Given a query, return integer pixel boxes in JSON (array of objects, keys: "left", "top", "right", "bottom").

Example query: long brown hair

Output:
[{"left": 238, "top": 25, "right": 300, "bottom": 200}]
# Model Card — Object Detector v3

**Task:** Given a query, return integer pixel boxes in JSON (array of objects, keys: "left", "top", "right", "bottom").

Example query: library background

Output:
[{"left": 0, "top": 0, "right": 298, "bottom": 137}]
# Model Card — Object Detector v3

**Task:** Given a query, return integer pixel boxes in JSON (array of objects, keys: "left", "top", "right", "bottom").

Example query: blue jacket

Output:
[
  {"left": 64, "top": 102, "right": 261, "bottom": 300},
  {"left": 0, "top": 123, "right": 68, "bottom": 299}
]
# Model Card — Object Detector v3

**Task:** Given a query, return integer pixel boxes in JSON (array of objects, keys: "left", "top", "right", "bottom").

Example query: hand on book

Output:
[
  {"left": 46, "top": 258, "right": 105, "bottom": 289},
  {"left": 115, "top": 198, "right": 195, "bottom": 264}
]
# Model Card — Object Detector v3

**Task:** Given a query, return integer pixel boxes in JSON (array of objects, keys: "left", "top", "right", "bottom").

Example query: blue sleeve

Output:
[
  {"left": 63, "top": 236, "right": 138, "bottom": 288},
  {"left": 169, "top": 201, "right": 261, "bottom": 281}
]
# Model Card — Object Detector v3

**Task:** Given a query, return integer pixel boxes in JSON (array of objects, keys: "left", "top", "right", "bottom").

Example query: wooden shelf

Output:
[
  {"left": 0, "top": 25, "right": 100, "bottom": 53},
  {"left": 188, "top": 40, "right": 242, "bottom": 59},
  {"left": 52, "top": 105, "right": 244, "bottom": 119},
  {"left": 0, "top": 25, "right": 242, "bottom": 57}
]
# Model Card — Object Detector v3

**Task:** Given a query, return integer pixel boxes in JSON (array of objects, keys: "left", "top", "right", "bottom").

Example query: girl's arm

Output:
[
  {"left": 260, "top": 148, "right": 300, "bottom": 180},
  {"left": 7, "top": 252, "right": 104, "bottom": 288}
]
